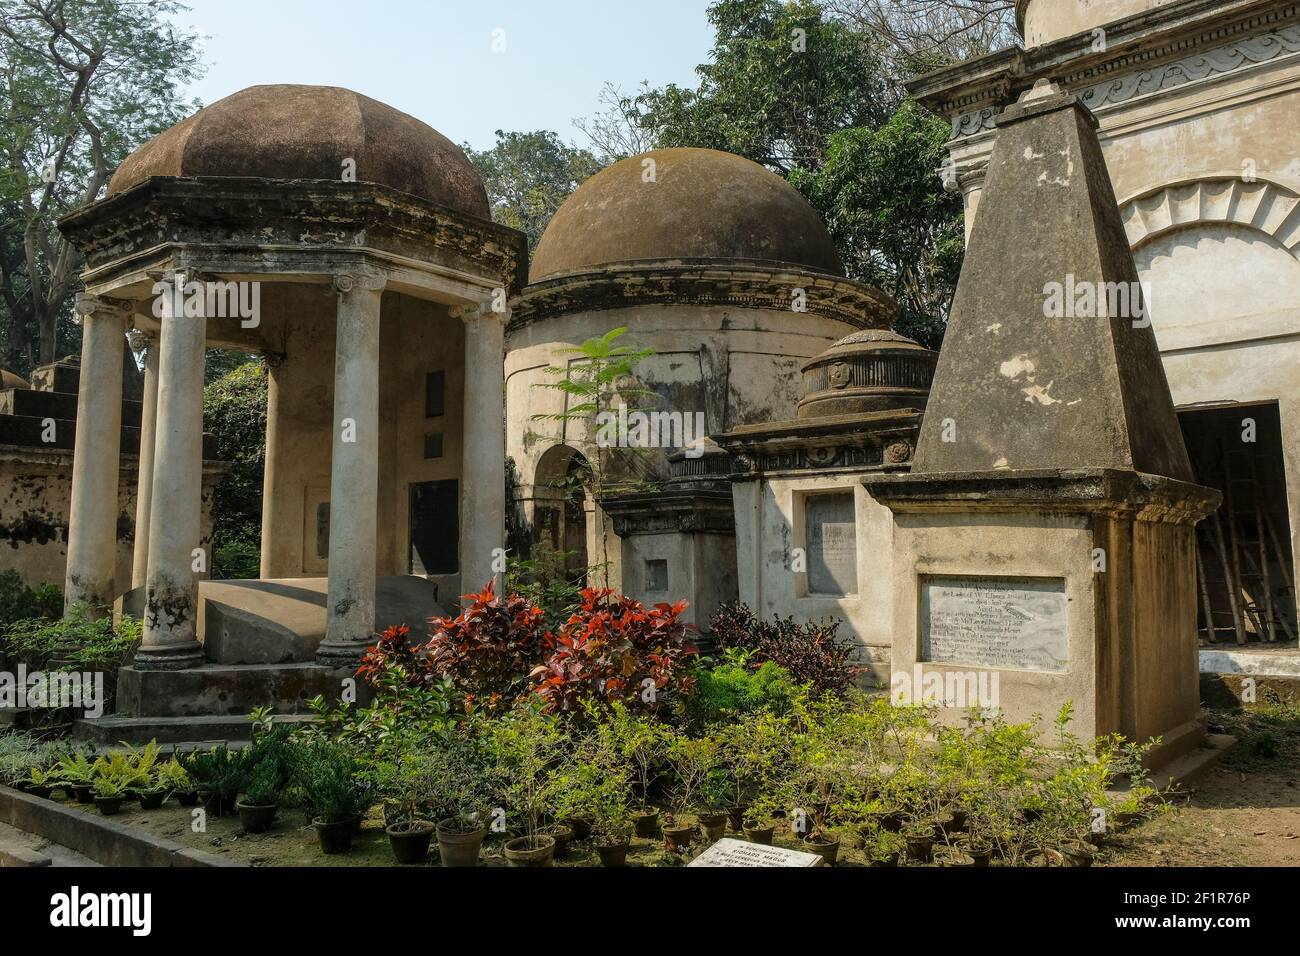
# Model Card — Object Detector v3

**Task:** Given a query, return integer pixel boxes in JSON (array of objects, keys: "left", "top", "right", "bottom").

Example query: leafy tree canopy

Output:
[
  {"left": 0, "top": 0, "right": 205, "bottom": 374},
  {"left": 464, "top": 129, "right": 602, "bottom": 254}
]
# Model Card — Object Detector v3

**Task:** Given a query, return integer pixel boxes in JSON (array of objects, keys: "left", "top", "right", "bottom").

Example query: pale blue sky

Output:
[{"left": 172, "top": 0, "right": 715, "bottom": 152}]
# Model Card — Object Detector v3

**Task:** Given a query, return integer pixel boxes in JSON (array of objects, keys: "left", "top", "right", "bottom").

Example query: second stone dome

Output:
[{"left": 530, "top": 147, "right": 844, "bottom": 281}]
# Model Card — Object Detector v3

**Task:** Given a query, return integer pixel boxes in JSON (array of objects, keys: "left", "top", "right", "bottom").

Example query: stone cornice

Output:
[
  {"left": 599, "top": 486, "right": 736, "bottom": 536},
  {"left": 509, "top": 259, "right": 897, "bottom": 331},
  {"left": 718, "top": 409, "right": 923, "bottom": 478},
  {"left": 911, "top": 0, "right": 1298, "bottom": 138},
  {"left": 863, "top": 468, "right": 1222, "bottom": 524},
  {"left": 57, "top": 176, "right": 529, "bottom": 298}
]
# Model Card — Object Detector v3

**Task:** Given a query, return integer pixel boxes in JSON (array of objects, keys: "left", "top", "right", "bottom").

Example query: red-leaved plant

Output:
[
  {"left": 529, "top": 588, "right": 697, "bottom": 716},
  {"left": 424, "top": 582, "right": 549, "bottom": 713},
  {"left": 357, "top": 624, "right": 422, "bottom": 689}
]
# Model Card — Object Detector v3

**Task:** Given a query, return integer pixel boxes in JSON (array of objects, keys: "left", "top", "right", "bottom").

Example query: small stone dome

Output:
[
  {"left": 530, "top": 147, "right": 843, "bottom": 281},
  {"left": 1, "top": 369, "right": 30, "bottom": 390},
  {"left": 798, "top": 329, "right": 936, "bottom": 419},
  {"left": 108, "top": 85, "right": 490, "bottom": 218}
]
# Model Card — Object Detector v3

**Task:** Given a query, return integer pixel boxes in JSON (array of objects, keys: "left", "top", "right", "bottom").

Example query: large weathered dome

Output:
[
  {"left": 530, "top": 148, "right": 844, "bottom": 281},
  {"left": 108, "top": 85, "right": 490, "bottom": 218}
]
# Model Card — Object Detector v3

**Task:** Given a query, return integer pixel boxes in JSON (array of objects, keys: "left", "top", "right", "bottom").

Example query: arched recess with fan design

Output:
[{"left": 1119, "top": 176, "right": 1300, "bottom": 352}]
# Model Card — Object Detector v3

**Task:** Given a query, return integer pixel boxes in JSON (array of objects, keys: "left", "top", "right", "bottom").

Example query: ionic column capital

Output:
[
  {"left": 332, "top": 270, "right": 386, "bottom": 294},
  {"left": 126, "top": 328, "right": 157, "bottom": 353},
  {"left": 74, "top": 293, "right": 132, "bottom": 323}
]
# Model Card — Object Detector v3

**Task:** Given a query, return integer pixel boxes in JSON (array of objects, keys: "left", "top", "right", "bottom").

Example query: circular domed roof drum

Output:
[{"left": 797, "top": 329, "right": 936, "bottom": 419}]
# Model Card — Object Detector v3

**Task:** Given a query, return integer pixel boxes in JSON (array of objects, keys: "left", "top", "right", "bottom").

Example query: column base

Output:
[
  {"left": 315, "top": 641, "right": 371, "bottom": 669},
  {"left": 132, "top": 644, "right": 205, "bottom": 672}
]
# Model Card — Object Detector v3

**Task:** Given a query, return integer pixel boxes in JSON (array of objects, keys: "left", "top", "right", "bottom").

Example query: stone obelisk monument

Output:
[{"left": 865, "top": 81, "right": 1220, "bottom": 768}]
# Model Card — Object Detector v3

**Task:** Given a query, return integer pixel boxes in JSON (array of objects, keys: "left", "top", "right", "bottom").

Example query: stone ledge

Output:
[
  {"left": 0, "top": 785, "right": 242, "bottom": 867},
  {"left": 0, "top": 842, "right": 52, "bottom": 867}
]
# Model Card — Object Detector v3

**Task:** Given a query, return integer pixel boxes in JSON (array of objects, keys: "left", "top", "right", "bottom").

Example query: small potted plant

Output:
[
  {"left": 157, "top": 757, "right": 195, "bottom": 806},
  {"left": 662, "top": 732, "right": 719, "bottom": 853},
  {"left": 236, "top": 760, "right": 283, "bottom": 834},
  {"left": 741, "top": 791, "right": 783, "bottom": 845},
  {"left": 24, "top": 766, "right": 60, "bottom": 800},
  {"left": 608, "top": 704, "right": 666, "bottom": 838},
  {"left": 489, "top": 706, "right": 564, "bottom": 867},
  {"left": 92, "top": 775, "right": 128, "bottom": 816},
  {"left": 297, "top": 741, "right": 369, "bottom": 855},
  {"left": 865, "top": 828, "right": 905, "bottom": 867},
  {"left": 380, "top": 750, "right": 442, "bottom": 865},
  {"left": 58, "top": 751, "right": 96, "bottom": 803},
  {"left": 903, "top": 819, "right": 938, "bottom": 863}
]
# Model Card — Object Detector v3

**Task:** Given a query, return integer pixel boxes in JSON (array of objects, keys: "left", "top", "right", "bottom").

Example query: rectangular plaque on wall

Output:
[
  {"left": 805, "top": 492, "right": 857, "bottom": 596},
  {"left": 920, "top": 576, "right": 1068, "bottom": 672}
]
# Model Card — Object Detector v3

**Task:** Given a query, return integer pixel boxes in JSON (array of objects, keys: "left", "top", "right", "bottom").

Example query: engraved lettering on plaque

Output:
[
  {"left": 920, "top": 576, "right": 1068, "bottom": 672},
  {"left": 805, "top": 493, "right": 857, "bottom": 596}
]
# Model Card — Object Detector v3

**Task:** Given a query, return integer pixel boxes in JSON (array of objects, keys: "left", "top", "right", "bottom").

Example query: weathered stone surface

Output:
[
  {"left": 108, "top": 84, "right": 490, "bottom": 218},
  {"left": 911, "top": 86, "right": 1193, "bottom": 482},
  {"left": 530, "top": 148, "right": 843, "bottom": 281}
]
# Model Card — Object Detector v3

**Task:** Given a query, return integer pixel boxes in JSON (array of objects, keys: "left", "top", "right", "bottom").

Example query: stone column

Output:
[
  {"left": 137, "top": 276, "right": 207, "bottom": 670},
  {"left": 64, "top": 294, "right": 131, "bottom": 617},
  {"left": 459, "top": 302, "right": 507, "bottom": 596},
  {"left": 316, "top": 272, "right": 385, "bottom": 667},
  {"left": 128, "top": 329, "right": 160, "bottom": 590},
  {"left": 258, "top": 351, "right": 285, "bottom": 578}
]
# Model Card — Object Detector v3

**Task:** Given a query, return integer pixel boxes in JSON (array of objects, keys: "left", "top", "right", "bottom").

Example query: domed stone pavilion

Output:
[
  {"left": 507, "top": 147, "right": 896, "bottom": 603},
  {"left": 57, "top": 85, "right": 526, "bottom": 727}
]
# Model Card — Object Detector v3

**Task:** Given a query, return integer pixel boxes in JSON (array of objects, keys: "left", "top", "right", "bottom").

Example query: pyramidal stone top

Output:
[{"left": 911, "top": 81, "right": 1194, "bottom": 482}]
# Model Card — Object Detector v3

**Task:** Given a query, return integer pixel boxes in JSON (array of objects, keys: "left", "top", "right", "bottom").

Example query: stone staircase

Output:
[{"left": 74, "top": 575, "right": 444, "bottom": 745}]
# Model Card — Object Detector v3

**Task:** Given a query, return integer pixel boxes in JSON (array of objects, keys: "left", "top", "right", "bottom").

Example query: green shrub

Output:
[
  {"left": 0, "top": 570, "right": 62, "bottom": 630},
  {"left": 682, "top": 650, "right": 803, "bottom": 725},
  {"left": 0, "top": 607, "right": 140, "bottom": 672}
]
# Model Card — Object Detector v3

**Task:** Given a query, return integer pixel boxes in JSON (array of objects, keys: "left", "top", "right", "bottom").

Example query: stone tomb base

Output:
[{"left": 865, "top": 468, "right": 1220, "bottom": 770}]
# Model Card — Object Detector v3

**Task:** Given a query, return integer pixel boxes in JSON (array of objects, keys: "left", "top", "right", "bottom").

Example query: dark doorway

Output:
[
  {"left": 409, "top": 479, "right": 459, "bottom": 576},
  {"left": 1180, "top": 403, "right": 1296, "bottom": 645}
]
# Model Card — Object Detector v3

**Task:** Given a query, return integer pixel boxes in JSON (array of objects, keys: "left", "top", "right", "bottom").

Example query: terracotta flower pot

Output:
[
  {"left": 905, "top": 831, "right": 936, "bottom": 863},
  {"left": 743, "top": 823, "right": 775, "bottom": 845},
  {"left": 632, "top": 808, "right": 660, "bottom": 838},
  {"left": 386, "top": 820, "right": 435, "bottom": 865},
  {"left": 697, "top": 812, "right": 727, "bottom": 842},
  {"left": 314, "top": 818, "right": 355, "bottom": 855},
  {"left": 566, "top": 815, "right": 593, "bottom": 841},
  {"left": 236, "top": 801, "right": 278, "bottom": 834},
  {"left": 504, "top": 834, "right": 556, "bottom": 867},
  {"left": 547, "top": 823, "right": 575, "bottom": 859},
  {"left": 596, "top": 840, "right": 632, "bottom": 867},
  {"left": 436, "top": 819, "right": 487, "bottom": 868},
  {"left": 662, "top": 822, "right": 695, "bottom": 852},
  {"left": 965, "top": 844, "right": 993, "bottom": 867},
  {"left": 805, "top": 835, "right": 841, "bottom": 866}
]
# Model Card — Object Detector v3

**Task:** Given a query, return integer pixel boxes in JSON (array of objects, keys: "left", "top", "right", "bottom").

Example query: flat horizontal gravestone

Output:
[
  {"left": 921, "top": 576, "right": 1068, "bottom": 672},
  {"left": 687, "top": 838, "right": 824, "bottom": 867}
]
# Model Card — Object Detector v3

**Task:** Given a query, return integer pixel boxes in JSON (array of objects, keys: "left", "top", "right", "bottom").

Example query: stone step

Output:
[
  {"left": 115, "top": 662, "right": 349, "bottom": 719},
  {"left": 0, "top": 820, "right": 102, "bottom": 867},
  {"left": 73, "top": 713, "right": 318, "bottom": 747}
]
